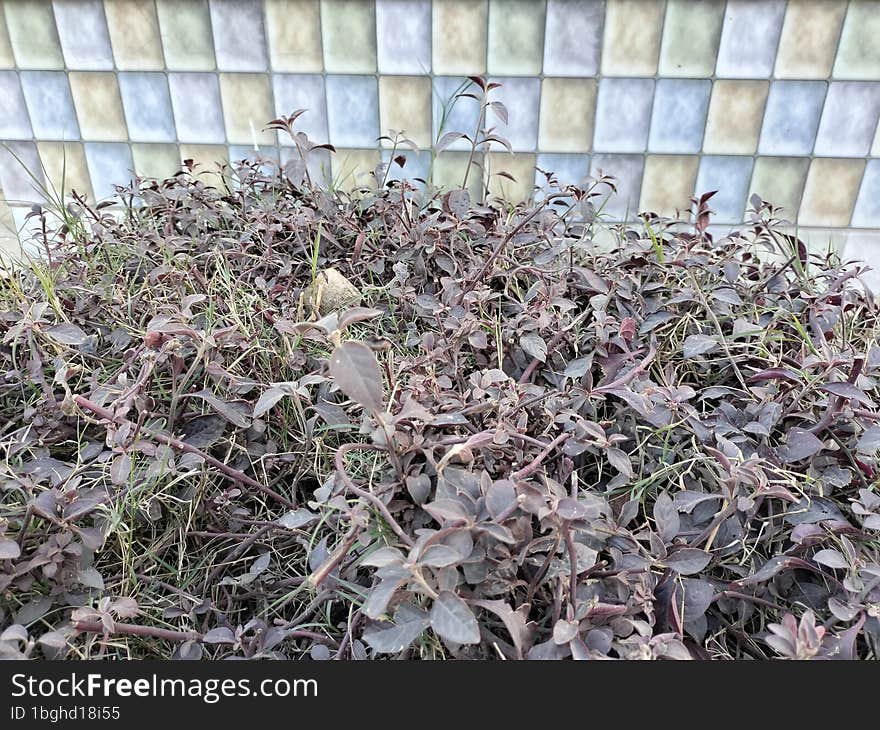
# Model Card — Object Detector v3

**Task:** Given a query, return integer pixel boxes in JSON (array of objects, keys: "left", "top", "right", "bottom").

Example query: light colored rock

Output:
[{"left": 303, "top": 267, "right": 361, "bottom": 314}]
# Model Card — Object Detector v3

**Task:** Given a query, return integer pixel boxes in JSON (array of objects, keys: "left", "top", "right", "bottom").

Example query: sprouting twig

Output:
[{"left": 511, "top": 432, "right": 572, "bottom": 481}]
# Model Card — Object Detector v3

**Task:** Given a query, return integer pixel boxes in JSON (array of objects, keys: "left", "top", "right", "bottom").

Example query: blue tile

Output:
[
  {"left": 380, "top": 149, "right": 431, "bottom": 184},
  {"left": 208, "top": 0, "right": 267, "bottom": 71},
  {"left": 648, "top": 79, "right": 711, "bottom": 154},
  {"left": 52, "top": 0, "right": 113, "bottom": 70},
  {"left": 168, "top": 73, "right": 226, "bottom": 143},
  {"left": 84, "top": 143, "right": 135, "bottom": 201},
  {"left": 593, "top": 78, "right": 654, "bottom": 153},
  {"left": 272, "top": 75, "right": 329, "bottom": 145},
  {"left": 432, "top": 77, "right": 482, "bottom": 151},
  {"left": 535, "top": 153, "right": 590, "bottom": 188},
  {"left": 118, "top": 73, "right": 176, "bottom": 143},
  {"left": 589, "top": 154, "right": 645, "bottom": 220},
  {"left": 488, "top": 77, "right": 541, "bottom": 151},
  {"left": 19, "top": 72, "right": 80, "bottom": 141},
  {"left": 814, "top": 82, "right": 880, "bottom": 158},
  {"left": 716, "top": 0, "right": 785, "bottom": 78},
  {"left": 852, "top": 160, "right": 880, "bottom": 228},
  {"left": 376, "top": 0, "right": 431, "bottom": 74},
  {"left": 0, "top": 142, "right": 46, "bottom": 203},
  {"left": 758, "top": 81, "right": 826, "bottom": 156},
  {"left": 695, "top": 156, "right": 754, "bottom": 224},
  {"left": 0, "top": 72, "right": 32, "bottom": 139},
  {"left": 543, "top": 0, "right": 604, "bottom": 76},
  {"left": 325, "top": 75, "right": 379, "bottom": 148},
  {"left": 280, "top": 146, "right": 332, "bottom": 187}
]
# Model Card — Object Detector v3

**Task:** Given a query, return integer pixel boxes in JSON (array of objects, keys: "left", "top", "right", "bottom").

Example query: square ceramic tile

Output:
[
  {"left": 703, "top": 80, "right": 769, "bottom": 155},
  {"left": 103, "top": 0, "right": 165, "bottom": 71},
  {"left": 84, "top": 143, "right": 134, "bottom": 201},
  {"left": 209, "top": 0, "right": 268, "bottom": 71},
  {"left": 69, "top": 72, "right": 128, "bottom": 142},
  {"left": 0, "top": 142, "right": 45, "bottom": 203},
  {"left": 799, "top": 158, "right": 865, "bottom": 227},
  {"left": 543, "top": 0, "right": 603, "bottom": 77},
  {"left": 265, "top": 0, "right": 323, "bottom": 73},
  {"left": 325, "top": 75, "right": 379, "bottom": 148},
  {"left": 381, "top": 149, "right": 431, "bottom": 185},
  {"left": 601, "top": 0, "right": 664, "bottom": 77},
  {"left": 433, "top": 76, "right": 482, "bottom": 151},
  {"left": 775, "top": 0, "right": 847, "bottom": 79},
  {"left": 814, "top": 82, "right": 880, "bottom": 157},
  {"left": 535, "top": 153, "right": 590, "bottom": 189},
  {"left": 118, "top": 73, "right": 176, "bottom": 143},
  {"left": 488, "top": 77, "right": 541, "bottom": 152},
  {"left": 486, "top": 151, "right": 536, "bottom": 202},
  {"left": 538, "top": 78, "right": 596, "bottom": 153},
  {"left": 330, "top": 148, "right": 381, "bottom": 191},
  {"left": 758, "top": 81, "right": 826, "bottom": 156},
  {"left": 852, "top": 160, "right": 880, "bottom": 228},
  {"left": 834, "top": 1, "right": 880, "bottom": 80},
  {"left": 179, "top": 144, "right": 229, "bottom": 182},
  {"left": 20, "top": 71, "right": 79, "bottom": 141},
  {"left": 715, "top": 0, "right": 785, "bottom": 79},
  {"left": 658, "top": 0, "right": 725, "bottom": 78},
  {"left": 273, "top": 75, "right": 328, "bottom": 144},
  {"left": 219, "top": 74, "right": 275, "bottom": 145},
  {"left": 487, "top": 0, "right": 545, "bottom": 76},
  {"left": 432, "top": 151, "right": 483, "bottom": 196},
  {"left": 376, "top": 0, "right": 431, "bottom": 74},
  {"left": 639, "top": 155, "right": 699, "bottom": 218},
  {"left": 589, "top": 154, "right": 645, "bottom": 220},
  {"left": 0, "top": 12, "right": 14, "bottom": 69},
  {"left": 280, "top": 146, "right": 332, "bottom": 187},
  {"left": 694, "top": 156, "right": 754, "bottom": 224},
  {"left": 432, "top": 0, "right": 487, "bottom": 75},
  {"left": 168, "top": 73, "right": 226, "bottom": 143},
  {"left": 0, "top": 72, "right": 31, "bottom": 139},
  {"left": 3, "top": 0, "right": 64, "bottom": 69},
  {"left": 52, "top": 0, "right": 113, "bottom": 70},
  {"left": 648, "top": 79, "right": 711, "bottom": 154},
  {"left": 593, "top": 78, "right": 654, "bottom": 154},
  {"left": 843, "top": 233, "right": 880, "bottom": 292},
  {"left": 748, "top": 157, "right": 810, "bottom": 221},
  {"left": 37, "top": 141, "right": 93, "bottom": 200},
  {"left": 321, "top": 0, "right": 377, "bottom": 74},
  {"left": 131, "top": 143, "right": 181, "bottom": 181},
  {"left": 156, "top": 0, "right": 216, "bottom": 70},
  {"left": 379, "top": 76, "right": 432, "bottom": 148}
]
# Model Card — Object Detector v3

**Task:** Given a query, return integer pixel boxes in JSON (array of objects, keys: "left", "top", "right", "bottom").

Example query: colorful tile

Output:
[
  {"left": 703, "top": 80, "right": 769, "bottom": 155},
  {"left": 535, "top": 153, "right": 590, "bottom": 190},
  {"left": 694, "top": 156, "right": 754, "bottom": 224},
  {"left": 639, "top": 155, "right": 699, "bottom": 219},
  {"left": 52, "top": 0, "right": 113, "bottom": 70},
  {"left": 799, "top": 158, "right": 865, "bottom": 227},
  {"left": 715, "top": 0, "right": 785, "bottom": 79},
  {"left": 376, "top": 0, "right": 431, "bottom": 74},
  {"left": 538, "top": 78, "right": 596, "bottom": 153},
  {"left": 601, "top": 0, "right": 664, "bottom": 77},
  {"left": 280, "top": 146, "right": 332, "bottom": 187},
  {"left": 488, "top": 0, "right": 545, "bottom": 76},
  {"left": 648, "top": 79, "right": 711, "bottom": 154},
  {"left": 487, "top": 77, "right": 541, "bottom": 152},
  {"left": 432, "top": 0, "right": 487, "bottom": 75},
  {"left": 156, "top": 0, "right": 216, "bottom": 71},
  {"left": 814, "top": 82, "right": 880, "bottom": 157},
  {"left": 3, "top": 0, "right": 64, "bottom": 69},
  {"left": 0, "top": 142, "right": 45, "bottom": 203},
  {"left": 432, "top": 76, "right": 482, "bottom": 151},
  {"left": 330, "top": 149, "right": 381, "bottom": 191},
  {"left": 0, "top": 11, "right": 14, "bottom": 69},
  {"left": 69, "top": 72, "right": 128, "bottom": 142},
  {"left": 775, "top": 0, "right": 846, "bottom": 79},
  {"left": 432, "top": 151, "right": 483, "bottom": 197},
  {"left": 272, "top": 74, "right": 328, "bottom": 144},
  {"left": 852, "top": 160, "right": 880, "bottom": 228},
  {"left": 321, "top": 0, "right": 377, "bottom": 74},
  {"left": 589, "top": 154, "right": 645, "bottom": 220},
  {"left": 178, "top": 144, "right": 229, "bottom": 183},
  {"left": 759, "top": 81, "right": 826, "bottom": 157},
  {"left": 834, "top": 1, "right": 880, "bottom": 80},
  {"left": 209, "top": 0, "right": 268, "bottom": 72},
  {"left": 118, "top": 73, "right": 176, "bottom": 143},
  {"left": 20, "top": 72, "right": 79, "bottom": 141},
  {"left": 103, "top": 0, "right": 165, "bottom": 71},
  {"left": 379, "top": 76, "right": 432, "bottom": 149},
  {"left": 218, "top": 73, "right": 275, "bottom": 145},
  {"left": 83, "top": 142, "right": 135, "bottom": 201},
  {"left": 380, "top": 149, "right": 431, "bottom": 185},
  {"left": 325, "top": 75, "right": 379, "bottom": 148},
  {"left": 36, "top": 141, "right": 93, "bottom": 201},
  {"left": 0, "top": 71, "right": 31, "bottom": 139},
  {"left": 593, "top": 78, "right": 654, "bottom": 154},
  {"left": 843, "top": 233, "right": 880, "bottom": 291},
  {"left": 658, "top": 0, "right": 725, "bottom": 78},
  {"left": 486, "top": 152, "right": 536, "bottom": 202},
  {"left": 748, "top": 157, "right": 810, "bottom": 222},
  {"left": 543, "top": 0, "right": 603, "bottom": 77},
  {"left": 131, "top": 143, "right": 181, "bottom": 181},
  {"left": 168, "top": 73, "right": 226, "bottom": 143},
  {"left": 265, "top": 0, "right": 323, "bottom": 73}
]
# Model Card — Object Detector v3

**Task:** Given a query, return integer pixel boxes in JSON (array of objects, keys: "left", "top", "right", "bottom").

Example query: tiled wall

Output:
[{"left": 1, "top": 0, "right": 880, "bottom": 258}]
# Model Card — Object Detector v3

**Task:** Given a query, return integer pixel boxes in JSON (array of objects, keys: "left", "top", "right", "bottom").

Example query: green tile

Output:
[
  {"left": 432, "top": 151, "right": 484, "bottom": 197},
  {"left": 487, "top": 0, "right": 545, "bottom": 76},
  {"left": 433, "top": 0, "right": 487, "bottom": 75},
  {"left": 658, "top": 0, "right": 724, "bottom": 78},
  {"left": 156, "top": 0, "right": 216, "bottom": 70},
  {"left": 132, "top": 143, "right": 181, "bottom": 181},
  {"left": 748, "top": 157, "right": 810, "bottom": 222},
  {"left": 602, "top": 0, "right": 664, "bottom": 77},
  {"left": 3, "top": 0, "right": 64, "bottom": 69},
  {"left": 266, "top": 0, "right": 323, "bottom": 72},
  {"left": 321, "top": 0, "right": 376, "bottom": 74},
  {"left": 105, "top": 0, "right": 165, "bottom": 71}
]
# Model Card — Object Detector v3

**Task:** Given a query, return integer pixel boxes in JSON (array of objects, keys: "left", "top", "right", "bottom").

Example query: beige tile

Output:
[
  {"left": 775, "top": 0, "right": 846, "bottom": 79},
  {"left": 601, "top": 0, "right": 664, "bottom": 77},
  {"left": 432, "top": 151, "right": 484, "bottom": 197},
  {"left": 379, "top": 76, "right": 431, "bottom": 149},
  {"left": 3, "top": 0, "right": 64, "bottom": 69},
  {"left": 538, "top": 78, "right": 596, "bottom": 153},
  {"left": 703, "top": 81, "right": 769, "bottom": 155},
  {"left": 36, "top": 142, "right": 94, "bottom": 201},
  {"left": 486, "top": 152, "right": 535, "bottom": 202},
  {"left": 265, "top": 0, "right": 322, "bottom": 72},
  {"left": 156, "top": 0, "right": 215, "bottom": 70},
  {"left": 69, "top": 73, "right": 128, "bottom": 142},
  {"left": 639, "top": 155, "right": 698, "bottom": 218},
  {"left": 330, "top": 149, "right": 381, "bottom": 191},
  {"left": 0, "top": 10, "right": 15, "bottom": 68},
  {"left": 0, "top": 197, "right": 22, "bottom": 264},
  {"left": 487, "top": 0, "right": 544, "bottom": 76},
  {"left": 321, "top": 0, "right": 376, "bottom": 74},
  {"left": 104, "top": 0, "right": 165, "bottom": 70},
  {"left": 179, "top": 144, "right": 229, "bottom": 184},
  {"left": 799, "top": 158, "right": 865, "bottom": 227},
  {"left": 218, "top": 74, "right": 275, "bottom": 145},
  {"left": 748, "top": 157, "right": 810, "bottom": 222},
  {"left": 433, "top": 0, "right": 487, "bottom": 75},
  {"left": 834, "top": 0, "right": 880, "bottom": 79},
  {"left": 659, "top": 0, "right": 724, "bottom": 77},
  {"left": 131, "top": 143, "right": 181, "bottom": 180}
]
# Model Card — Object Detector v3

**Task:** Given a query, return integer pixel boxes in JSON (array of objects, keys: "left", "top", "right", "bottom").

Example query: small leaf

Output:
[
  {"left": 662, "top": 548, "right": 712, "bottom": 575},
  {"left": 363, "top": 614, "right": 429, "bottom": 654},
  {"left": 858, "top": 426, "right": 880, "bottom": 453},
  {"left": 203, "top": 627, "right": 236, "bottom": 644},
  {"left": 682, "top": 334, "right": 718, "bottom": 358},
  {"left": 553, "top": 619, "right": 579, "bottom": 645},
  {"left": 778, "top": 428, "right": 824, "bottom": 462},
  {"left": 520, "top": 333, "right": 547, "bottom": 362},
  {"left": 277, "top": 509, "right": 318, "bottom": 530},
  {"left": 45, "top": 322, "right": 88, "bottom": 346},
  {"left": 563, "top": 357, "right": 591, "bottom": 379},
  {"left": 813, "top": 549, "right": 848, "bottom": 569},
  {"left": 0, "top": 538, "right": 21, "bottom": 559},
  {"left": 419, "top": 544, "right": 463, "bottom": 568},
  {"left": 329, "top": 341, "right": 385, "bottom": 414},
  {"left": 430, "top": 591, "right": 480, "bottom": 645}
]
